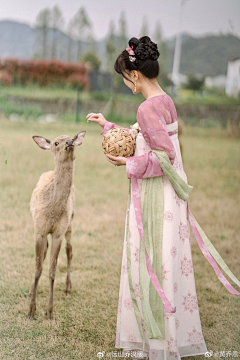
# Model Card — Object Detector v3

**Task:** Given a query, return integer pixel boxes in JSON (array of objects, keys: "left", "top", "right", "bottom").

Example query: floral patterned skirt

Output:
[{"left": 115, "top": 132, "right": 208, "bottom": 360}]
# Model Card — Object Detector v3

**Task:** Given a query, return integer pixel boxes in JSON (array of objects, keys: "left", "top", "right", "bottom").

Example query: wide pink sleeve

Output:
[
  {"left": 101, "top": 121, "right": 130, "bottom": 136},
  {"left": 126, "top": 102, "right": 176, "bottom": 179}
]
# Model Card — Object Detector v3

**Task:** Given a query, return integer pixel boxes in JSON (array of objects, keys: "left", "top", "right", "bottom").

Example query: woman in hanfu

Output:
[{"left": 86, "top": 36, "right": 240, "bottom": 360}]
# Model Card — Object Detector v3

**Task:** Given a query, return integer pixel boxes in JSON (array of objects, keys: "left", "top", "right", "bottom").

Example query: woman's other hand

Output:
[
  {"left": 86, "top": 113, "right": 107, "bottom": 128},
  {"left": 106, "top": 154, "right": 127, "bottom": 166}
]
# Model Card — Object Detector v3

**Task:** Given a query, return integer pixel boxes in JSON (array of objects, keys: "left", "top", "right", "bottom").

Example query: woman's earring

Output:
[{"left": 134, "top": 82, "right": 137, "bottom": 93}]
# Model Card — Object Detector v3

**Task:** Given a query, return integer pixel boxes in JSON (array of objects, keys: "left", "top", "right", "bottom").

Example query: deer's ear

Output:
[
  {"left": 32, "top": 136, "right": 51, "bottom": 150},
  {"left": 72, "top": 130, "right": 86, "bottom": 146}
]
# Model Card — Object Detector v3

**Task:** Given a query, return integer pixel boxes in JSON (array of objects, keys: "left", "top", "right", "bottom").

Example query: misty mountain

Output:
[{"left": 0, "top": 19, "right": 239, "bottom": 77}]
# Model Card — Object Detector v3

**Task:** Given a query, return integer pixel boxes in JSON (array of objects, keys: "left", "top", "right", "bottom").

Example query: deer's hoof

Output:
[
  {"left": 28, "top": 302, "right": 36, "bottom": 319},
  {"left": 65, "top": 279, "right": 72, "bottom": 295},
  {"left": 46, "top": 308, "right": 53, "bottom": 320}
]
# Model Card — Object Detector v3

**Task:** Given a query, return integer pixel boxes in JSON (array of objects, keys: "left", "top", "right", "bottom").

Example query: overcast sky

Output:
[{"left": 0, "top": 0, "right": 240, "bottom": 40}]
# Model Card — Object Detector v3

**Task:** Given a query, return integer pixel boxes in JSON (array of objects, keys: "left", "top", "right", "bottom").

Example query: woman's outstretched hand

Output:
[
  {"left": 106, "top": 154, "right": 127, "bottom": 166},
  {"left": 86, "top": 113, "right": 107, "bottom": 128}
]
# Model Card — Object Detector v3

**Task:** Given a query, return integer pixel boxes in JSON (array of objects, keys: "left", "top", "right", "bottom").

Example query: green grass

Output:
[
  {"left": 0, "top": 115, "right": 240, "bottom": 359},
  {"left": 1, "top": 83, "right": 239, "bottom": 106},
  {"left": 174, "top": 88, "right": 240, "bottom": 106}
]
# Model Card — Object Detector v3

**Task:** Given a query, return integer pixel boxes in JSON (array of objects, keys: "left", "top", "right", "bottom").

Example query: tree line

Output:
[{"left": 32, "top": 6, "right": 169, "bottom": 78}]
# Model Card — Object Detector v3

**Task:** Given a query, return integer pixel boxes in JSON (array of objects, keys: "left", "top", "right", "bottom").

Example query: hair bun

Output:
[{"left": 133, "top": 36, "right": 160, "bottom": 61}]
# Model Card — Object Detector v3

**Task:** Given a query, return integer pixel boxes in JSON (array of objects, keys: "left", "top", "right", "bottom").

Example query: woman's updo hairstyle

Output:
[{"left": 114, "top": 36, "right": 160, "bottom": 83}]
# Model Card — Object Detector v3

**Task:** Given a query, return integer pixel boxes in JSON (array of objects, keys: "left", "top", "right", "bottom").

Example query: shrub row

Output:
[{"left": 0, "top": 58, "right": 89, "bottom": 88}]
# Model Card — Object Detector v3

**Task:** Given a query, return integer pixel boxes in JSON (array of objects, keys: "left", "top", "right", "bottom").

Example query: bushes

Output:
[
  {"left": 0, "top": 58, "right": 89, "bottom": 88},
  {"left": 0, "top": 70, "right": 13, "bottom": 86}
]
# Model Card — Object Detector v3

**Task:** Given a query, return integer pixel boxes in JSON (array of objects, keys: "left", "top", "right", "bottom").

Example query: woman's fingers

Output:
[{"left": 106, "top": 154, "right": 118, "bottom": 160}]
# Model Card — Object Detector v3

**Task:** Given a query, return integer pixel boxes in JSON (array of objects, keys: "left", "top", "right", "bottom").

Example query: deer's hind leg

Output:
[
  {"left": 28, "top": 232, "right": 48, "bottom": 319},
  {"left": 65, "top": 220, "right": 73, "bottom": 295}
]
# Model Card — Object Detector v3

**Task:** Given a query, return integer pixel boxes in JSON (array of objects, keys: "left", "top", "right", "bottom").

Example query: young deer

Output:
[{"left": 28, "top": 130, "right": 86, "bottom": 320}]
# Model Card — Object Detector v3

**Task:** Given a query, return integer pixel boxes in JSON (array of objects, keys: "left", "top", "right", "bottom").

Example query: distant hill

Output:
[
  {"left": 166, "top": 33, "right": 240, "bottom": 77},
  {"left": 0, "top": 19, "right": 240, "bottom": 77}
]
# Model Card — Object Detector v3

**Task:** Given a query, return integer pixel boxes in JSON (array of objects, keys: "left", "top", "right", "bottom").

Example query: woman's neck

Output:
[{"left": 140, "top": 79, "right": 165, "bottom": 100}]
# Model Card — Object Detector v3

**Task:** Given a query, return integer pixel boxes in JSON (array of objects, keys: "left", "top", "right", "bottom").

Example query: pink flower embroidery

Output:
[
  {"left": 185, "top": 326, "right": 204, "bottom": 350},
  {"left": 124, "top": 298, "right": 134, "bottom": 310},
  {"left": 175, "top": 317, "right": 179, "bottom": 330},
  {"left": 178, "top": 221, "right": 189, "bottom": 244},
  {"left": 164, "top": 211, "right": 174, "bottom": 222},
  {"left": 133, "top": 282, "right": 141, "bottom": 298},
  {"left": 118, "top": 295, "right": 122, "bottom": 313},
  {"left": 173, "top": 282, "right": 178, "bottom": 293},
  {"left": 174, "top": 194, "right": 184, "bottom": 207},
  {"left": 150, "top": 349, "right": 162, "bottom": 359},
  {"left": 141, "top": 317, "right": 146, "bottom": 333},
  {"left": 167, "top": 336, "right": 178, "bottom": 352},
  {"left": 181, "top": 290, "right": 198, "bottom": 315},
  {"left": 170, "top": 245, "right": 177, "bottom": 259},
  {"left": 164, "top": 306, "right": 174, "bottom": 321},
  {"left": 162, "top": 263, "right": 170, "bottom": 281},
  {"left": 133, "top": 246, "right": 139, "bottom": 263},
  {"left": 127, "top": 333, "right": 137, "bottom": 342},
  {"left": 180, "top": 255, "right": 193, "bottom": 279}
]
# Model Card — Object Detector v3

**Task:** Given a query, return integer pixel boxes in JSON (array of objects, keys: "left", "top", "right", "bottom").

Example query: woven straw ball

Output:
[{"left": 102, "top": 128, "right": 136, "bottom": 157}]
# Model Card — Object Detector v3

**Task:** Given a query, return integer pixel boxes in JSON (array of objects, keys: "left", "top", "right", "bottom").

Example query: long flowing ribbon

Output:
[
  {"left": 131, "top": 149, "right": 240, "bottom": 316},
  {"left": 188, "top": 206, "right": 240, "bottom": 295},
  {"left": 131, "top": 177, "right": 176, "bottom": 313}
]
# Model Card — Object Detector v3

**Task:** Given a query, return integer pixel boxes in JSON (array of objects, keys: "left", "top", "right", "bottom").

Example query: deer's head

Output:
[{"left": 32, "top": 131, "right": 86, "bottom": 163}]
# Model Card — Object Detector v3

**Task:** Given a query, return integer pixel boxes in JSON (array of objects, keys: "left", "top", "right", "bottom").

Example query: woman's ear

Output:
[{"left": 132, "top": 70, "right": 139, "bottom": 81}]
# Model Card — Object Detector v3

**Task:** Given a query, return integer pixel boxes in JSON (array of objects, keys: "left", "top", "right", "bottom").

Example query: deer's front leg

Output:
[
  {"left": 46, "top": 233, "right": 63, "bottom": 320},
  {"left": 28, "top": 232, "right": 47, "bottom": 319}
]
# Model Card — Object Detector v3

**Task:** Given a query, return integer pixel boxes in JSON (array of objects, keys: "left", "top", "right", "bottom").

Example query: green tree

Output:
[
  {"left": 140, "top": 16, "right": 149, "bottom": 37},
  {"left": 81, "top": 51, "right": 101, "bottom": 71},
  {"left": 50, "top": 5, "right": 64, "bottom": 59},
  {"left": 153, "top": 21, "right": 170, "bottom": 86},
  {"left": 105, "top": 20, "right": 119, "bottom": 114},
  {"left": 105, "top": 20, "right": 117, "bottom": 73},
  {"left": 66, "top": 18, "right": 75, "bottom": 62},
  {"left": 33, "top": 8, "right": 51, "bottom": 59},
  {"left": 118, "top": 11, "right": 127, "bottom": 50},
  {"left": 184, "top": 73, "right": 205, "bottom": 91}
]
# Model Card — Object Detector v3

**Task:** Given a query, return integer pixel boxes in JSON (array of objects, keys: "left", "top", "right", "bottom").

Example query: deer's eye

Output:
[{"left": 55, "top": 142, "right": 59, "bottom": 146}]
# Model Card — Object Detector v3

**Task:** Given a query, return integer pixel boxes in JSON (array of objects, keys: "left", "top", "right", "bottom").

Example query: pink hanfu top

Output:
[{"left": 101, "top": 94, "right": 177, "bottom": 180}]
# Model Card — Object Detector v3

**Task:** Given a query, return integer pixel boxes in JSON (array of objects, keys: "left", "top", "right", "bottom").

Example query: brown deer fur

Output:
[{"left": 28, "top": 131, "right": 86, "bottom": 319}]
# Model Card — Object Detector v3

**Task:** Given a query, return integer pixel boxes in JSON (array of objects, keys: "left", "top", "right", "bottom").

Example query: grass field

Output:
[{"left": 0, "top": 115, "right": 240, "bottom": 360}]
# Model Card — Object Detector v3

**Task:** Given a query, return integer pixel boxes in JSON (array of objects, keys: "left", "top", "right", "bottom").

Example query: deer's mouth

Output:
[{"left": 65, "top": 145, "right": 74, "bottom": 151}]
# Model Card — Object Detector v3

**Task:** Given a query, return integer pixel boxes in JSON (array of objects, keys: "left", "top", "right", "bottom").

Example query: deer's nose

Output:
[{"left": 66, "top": 139, "right": 74, "bottom": 146}]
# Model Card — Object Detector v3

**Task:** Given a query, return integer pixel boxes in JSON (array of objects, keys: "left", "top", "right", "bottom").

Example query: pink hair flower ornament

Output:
[{"left": 126, "top": 45, "right": 136, "bottom": 62}]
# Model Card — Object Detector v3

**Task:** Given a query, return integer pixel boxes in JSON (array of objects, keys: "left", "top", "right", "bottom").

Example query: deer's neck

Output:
[{"left": 52, "top": 160, "right": 75, "bottom": 209}]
